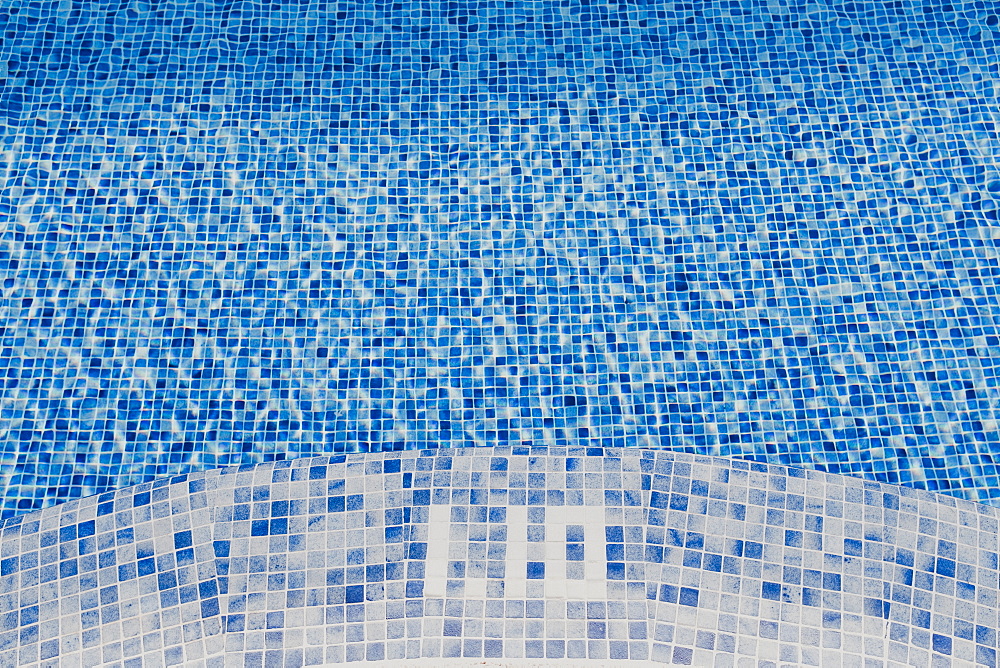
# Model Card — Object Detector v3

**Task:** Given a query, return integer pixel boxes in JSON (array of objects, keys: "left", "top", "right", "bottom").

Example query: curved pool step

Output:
[{"left": 1, "top": 447, "right": 997, "bottom": 667}]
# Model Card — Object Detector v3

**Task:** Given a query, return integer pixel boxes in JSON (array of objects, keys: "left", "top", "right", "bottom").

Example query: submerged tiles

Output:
[
  {"left": 1, "top": 447, "right": 998, "bottom": 667},
  {"left": 3, "top": 0, "right": 1000, "bottom": 515}
]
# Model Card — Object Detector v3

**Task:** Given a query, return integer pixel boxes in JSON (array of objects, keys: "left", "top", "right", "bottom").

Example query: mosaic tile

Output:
[
  {"left": 2, "top": 448, "right": 998, "bottom": 666},
  {"left": 2, "top": 0, "right": 1000, "bottom": 515}
]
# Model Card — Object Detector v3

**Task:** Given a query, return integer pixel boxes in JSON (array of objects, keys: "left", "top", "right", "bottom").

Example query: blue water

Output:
[{"left": 2, "top": 0, "right": 1000, "bottom": 516}]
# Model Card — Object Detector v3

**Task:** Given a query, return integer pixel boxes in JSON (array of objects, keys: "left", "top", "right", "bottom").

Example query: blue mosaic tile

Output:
[
  {"left": 1, "top": 448, "right": 998, "bottom": 666},
  {"left": 2, "top": 0, "right": 1000, "bottom": 516}
]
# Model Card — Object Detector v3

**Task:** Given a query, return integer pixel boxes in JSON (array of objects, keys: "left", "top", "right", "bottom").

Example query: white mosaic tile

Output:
[{"left": 2, "top": 447, "right": 997, "bottom": 666}]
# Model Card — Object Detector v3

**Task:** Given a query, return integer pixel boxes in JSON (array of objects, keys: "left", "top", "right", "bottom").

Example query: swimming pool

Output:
[{"left": 2, "top": 0, "right": 1000, "bottom": 517}]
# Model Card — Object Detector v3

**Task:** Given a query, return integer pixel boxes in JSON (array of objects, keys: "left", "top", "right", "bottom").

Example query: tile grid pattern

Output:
[
  {"left": 1, "top": 447, "right": 998, "bottom": 666},
  {"left": 4, "top": 0, "right": 1000, "bottom": 516}
]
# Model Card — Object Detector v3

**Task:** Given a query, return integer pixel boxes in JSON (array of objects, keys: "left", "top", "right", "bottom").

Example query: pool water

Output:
[{"left": 2, "top": 0, "right": 1000, "bottom": 516}]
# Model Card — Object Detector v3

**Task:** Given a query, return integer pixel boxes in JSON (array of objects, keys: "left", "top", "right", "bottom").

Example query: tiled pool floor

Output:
[{"left": 2, "top": 0, "right": 1000, "bottom": 516}]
